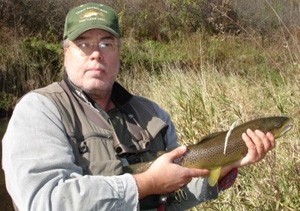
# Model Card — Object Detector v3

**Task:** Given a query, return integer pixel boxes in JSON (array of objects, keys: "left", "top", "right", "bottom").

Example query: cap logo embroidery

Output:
[
  {"left": 81, "top": 9, "right": 103, "bottom": 20},
  {"left": 77, "top": 8, "right": 106, "bottom": 23}
]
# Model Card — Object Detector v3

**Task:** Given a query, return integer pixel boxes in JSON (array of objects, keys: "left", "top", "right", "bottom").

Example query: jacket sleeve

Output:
[{"left": 2, "top": 93, "right": 139, "bottom": 211}]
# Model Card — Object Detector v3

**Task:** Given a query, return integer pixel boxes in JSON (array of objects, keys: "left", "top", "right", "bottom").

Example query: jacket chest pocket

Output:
[{"left": 74, "top": 132, "right": 123, "bottom": 176}]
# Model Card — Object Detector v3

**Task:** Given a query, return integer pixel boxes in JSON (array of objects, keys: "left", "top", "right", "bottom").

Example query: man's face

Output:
[{"left": 64, "top": 29, "right": 120, "bottom": 97}]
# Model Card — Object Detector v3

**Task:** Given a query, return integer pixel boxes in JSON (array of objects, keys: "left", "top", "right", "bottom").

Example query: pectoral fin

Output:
[{"left": 208, "top": 167, "right": 222, "bottom": 186}]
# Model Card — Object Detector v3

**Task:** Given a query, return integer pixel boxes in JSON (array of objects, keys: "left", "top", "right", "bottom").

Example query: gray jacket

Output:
[{"left": 2, "top": 79, "right": 218, "bottom": 211}]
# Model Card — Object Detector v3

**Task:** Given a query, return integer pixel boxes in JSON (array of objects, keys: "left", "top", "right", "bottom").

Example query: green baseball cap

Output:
[{"left": 63, "top": 3, "right": 120, "bottom": 40}]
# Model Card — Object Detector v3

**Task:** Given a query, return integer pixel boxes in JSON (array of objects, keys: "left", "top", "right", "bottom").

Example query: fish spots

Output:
[{"left": 128, "top": 116, "right": 291, "bottom": 174}]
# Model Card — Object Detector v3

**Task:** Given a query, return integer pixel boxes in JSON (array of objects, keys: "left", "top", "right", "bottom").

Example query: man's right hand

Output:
[{"left": 133, "top": 146, "right": 210, "bottom": 199}]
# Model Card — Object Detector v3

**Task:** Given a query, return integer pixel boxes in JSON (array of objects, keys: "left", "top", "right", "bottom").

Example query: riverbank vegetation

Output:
[
  {"left": 0, "top": 0, "right": 299, "bottom": 210},
  {"left": 120, "top": 61, "right": 300, "bottom": 210},
  {"left": 1, "top": 0, "right": 299, "bottom": 116}
]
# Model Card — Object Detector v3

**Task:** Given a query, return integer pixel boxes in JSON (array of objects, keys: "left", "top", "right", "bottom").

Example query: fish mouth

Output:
[{"left": 280, "top": 123, "right": 293, "bottom": 136}]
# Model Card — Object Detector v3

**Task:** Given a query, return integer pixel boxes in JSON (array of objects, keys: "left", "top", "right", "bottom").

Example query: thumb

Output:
[{"left": 166, "top": 146, "right": 187, "bottom": 161}]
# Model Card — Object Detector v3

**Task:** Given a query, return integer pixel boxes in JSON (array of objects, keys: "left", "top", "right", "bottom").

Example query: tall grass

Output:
[{"left": 117, "top": 33, "right": 300, "bottom": 210}]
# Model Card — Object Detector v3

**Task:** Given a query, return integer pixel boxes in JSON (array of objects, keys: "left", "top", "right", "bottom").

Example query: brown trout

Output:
[{"left": 127, "top": 116, "right": 293, "bottom": 186}]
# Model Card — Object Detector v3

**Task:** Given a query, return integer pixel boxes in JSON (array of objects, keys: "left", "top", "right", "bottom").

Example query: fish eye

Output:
[{"left": 275, "top": 122, "right": 282, "bottom": 128}]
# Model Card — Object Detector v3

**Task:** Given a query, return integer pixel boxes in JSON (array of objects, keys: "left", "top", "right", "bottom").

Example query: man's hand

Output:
[
  {"left": 239, "top": 129, "right": 275, "bottom": 166},
  {"left": 133, "top": 146, "right": 209, "bottom": 199},
  {"left": 220, "top": 129, "right": 276, "bottom": 178}
]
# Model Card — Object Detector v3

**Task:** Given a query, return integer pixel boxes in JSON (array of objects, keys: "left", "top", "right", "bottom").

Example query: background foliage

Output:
[{"left": 0, "top": 0, "right": 299, "bottom": 116}]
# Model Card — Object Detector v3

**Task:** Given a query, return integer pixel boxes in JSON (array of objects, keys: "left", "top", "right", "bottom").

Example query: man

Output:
[{"left": 2, "top": 2, "right": 275, "bottom": 211}]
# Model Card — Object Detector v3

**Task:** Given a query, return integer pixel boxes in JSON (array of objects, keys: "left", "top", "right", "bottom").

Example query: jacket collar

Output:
[{"left": 63, "top": 72, "right": 133, "bottom": 107}]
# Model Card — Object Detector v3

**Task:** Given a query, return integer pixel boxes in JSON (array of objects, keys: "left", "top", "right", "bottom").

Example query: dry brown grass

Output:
[{"left": 118, "top": 58, "right": 300, "bottom": 210}]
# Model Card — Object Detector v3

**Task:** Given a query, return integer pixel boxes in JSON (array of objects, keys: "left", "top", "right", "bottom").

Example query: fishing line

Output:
[{"left": 224, "top": 120, "right": 239, "bottom": 155}]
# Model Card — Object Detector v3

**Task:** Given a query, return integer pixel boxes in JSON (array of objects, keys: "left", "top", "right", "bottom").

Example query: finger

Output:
[
  {"left": 166, "top": 146, "right": 187, "bottom": 161},
  {"left": 242, "top": 131, "right": 258, "bottom": 165},
  {"left": 187, "top": 168, "right": 210, "bottom": 178},
  {"left": 242, "top": 131, "right": 256, "bottom": 151},
  {"left": 238, "top": 132, "right": 256, "bottom": 166},
  {"left": 254, "top": 130, "right": 271, "bottom": 151},
  {"left": 246, "top": 129, "right": 265, "bottom": 157},
  {"left": 266, "top": 132, "right": 276, "bottom": 148}
]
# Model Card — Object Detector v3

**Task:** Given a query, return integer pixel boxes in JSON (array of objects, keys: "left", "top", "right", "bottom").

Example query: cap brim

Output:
[{"left": 67, "top": 24, "right": 120, "bottom": 40}]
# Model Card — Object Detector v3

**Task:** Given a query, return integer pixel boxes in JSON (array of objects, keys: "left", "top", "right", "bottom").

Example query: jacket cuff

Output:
[{"left": 218, "top": 168, "right": 238, "bottom": 191}]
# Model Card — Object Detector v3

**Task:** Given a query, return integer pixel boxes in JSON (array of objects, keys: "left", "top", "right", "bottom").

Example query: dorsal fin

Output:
[{"left": 195, "top": 131, "right": 225, "bottom": 144}]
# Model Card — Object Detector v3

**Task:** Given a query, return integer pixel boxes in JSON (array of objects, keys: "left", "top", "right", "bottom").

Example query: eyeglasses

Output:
[{"left": 68, "top": 39, "right": 119, "bottom": 55}]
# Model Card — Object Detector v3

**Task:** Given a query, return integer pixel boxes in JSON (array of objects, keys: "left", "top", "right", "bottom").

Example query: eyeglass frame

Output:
[{"left": 62, "top": 38, "right": 121, "bottom": 56}]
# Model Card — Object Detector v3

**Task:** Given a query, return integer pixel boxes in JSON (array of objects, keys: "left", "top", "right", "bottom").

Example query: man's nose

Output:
[{"left": 89, "top": 48, "right": 103, "bottom": 60}]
